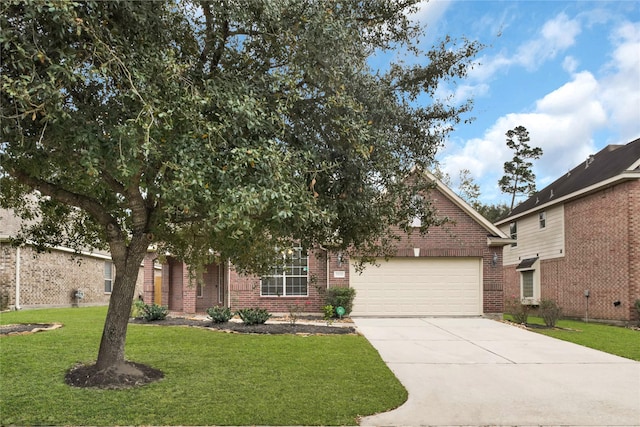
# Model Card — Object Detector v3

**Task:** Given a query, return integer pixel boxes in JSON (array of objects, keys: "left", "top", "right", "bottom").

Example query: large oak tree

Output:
[{"left": 1, "top": 0, "right": 481, "bottom": 380}]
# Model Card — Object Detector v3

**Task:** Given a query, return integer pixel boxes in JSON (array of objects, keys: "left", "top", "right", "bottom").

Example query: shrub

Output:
[
  {"left": 236, "top": 308, "right": 271, "bottom": 325},
  {"left": 131, "top": 298, "right": 146, "bottom": 319},
  {"left": 142, "top": 304, "right": 169, "bottom": 321},
  {"left": 504, "top": 296, "right": 530, "bottom": 324},
  {"left": 539, "top": 299, "right": 562, "bottom": 327},
  {"left": 323, "top": 305, "right": 334, "bottom": 326},
  {"left": 287, "top": 304, "right": 301, "bottom": 325},
  {"left": 207, "top": 306, "right": 233, "bottom": 324},
  {"left": 324, "top": 287, "right": 356, "bottom": 316},
  {"left": 635, "top": 299, "right": 640, "bottom": 325}
]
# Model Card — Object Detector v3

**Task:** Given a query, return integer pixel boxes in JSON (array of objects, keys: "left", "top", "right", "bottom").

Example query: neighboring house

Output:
[
  {"left": 143, "top": 173, "right": 513, "bottom": 317},
  {"left": 0, "top": 208, "right": 144, "bottom": 310},
  {"left": 496, "top": 138, "right": 640, "bottom": 322}
]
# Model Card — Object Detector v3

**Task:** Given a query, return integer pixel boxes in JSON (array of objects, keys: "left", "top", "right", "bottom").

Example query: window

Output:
[
  {"left": 104, "top": 262, "right": 113, "bottom": 293},
  {"left": 517, "top": 257, "right": 540, "bottom": 304},
  {"left": 196, "top": 283, "right": 203, "bottom": 298},
  {"left": 539, "top": 211, "right": 546, "bottom": 229},
  {"left": 261, "top": 248, "right": 308, "bottom": 297},
  {"left": 410, "top": 195, "right": 423, "bottom": 228},
  {"left": 521, "top": 271, "right": 534, "bottom": 298},
  {"left": 509, "top": 222, "right": 517, "bottom": 247}
]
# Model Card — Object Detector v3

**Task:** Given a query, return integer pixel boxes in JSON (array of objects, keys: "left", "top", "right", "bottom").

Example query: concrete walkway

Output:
[{"left": 354, "top": 317, "right": 640, "bottom": 427}]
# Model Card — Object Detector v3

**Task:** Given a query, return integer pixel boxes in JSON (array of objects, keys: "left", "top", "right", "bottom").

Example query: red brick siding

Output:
[
  {"left": 391, "top": 188, "right": 504, "bottom": 314},
  {"left": 146, "top": 185, "right": 506, "bottom": 315},
  {"left": 504, "top": 180, "right": 640, "bottom": 322},
  {"left": 229, "top": 249, "right": 328, "bottom": 314}
]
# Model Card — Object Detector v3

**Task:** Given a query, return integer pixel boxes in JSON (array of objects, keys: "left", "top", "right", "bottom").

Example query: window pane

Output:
[
  {"left": 261, "top": 276, "right": 283, "bottom": 296},
  {"left": 522, "top": 271, "right": 534, "bottom": 298},
  {"left": 104, "top": 262, "right": 113, "bottom": 293},
  {"left": 286, "top": 276, "right": 308, "bottom": 296}
]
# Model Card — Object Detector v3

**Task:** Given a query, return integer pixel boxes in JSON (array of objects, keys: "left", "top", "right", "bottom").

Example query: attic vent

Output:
[
  {"left": 566, "top": 170, "right": 571, "bottom": 177},
  {"left": 550, "top": 189, "right": 554, "bottom": 199},
  {"left": 535, "top": 197, "right": 539, "bottom": 204},
  {"left": 585, "top": 154, "right": 595, "bottom": 168}
]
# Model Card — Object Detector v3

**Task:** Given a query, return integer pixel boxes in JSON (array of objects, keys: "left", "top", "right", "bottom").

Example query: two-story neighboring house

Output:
[{"left": 496, "top": 138, "right": 640, "bottom": 322}]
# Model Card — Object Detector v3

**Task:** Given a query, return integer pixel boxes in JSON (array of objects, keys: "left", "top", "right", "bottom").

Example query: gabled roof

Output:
[
  {"left": 496, "top": 138, "right": 640, "bottom": 225},
  {"left": 421, "top": 171, "right": 512, "bottom": 244}
]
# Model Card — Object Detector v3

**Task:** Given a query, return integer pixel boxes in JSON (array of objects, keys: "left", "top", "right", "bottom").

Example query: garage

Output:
[{"left": 349, "top": 257, "right": 483, "bottom": 316}]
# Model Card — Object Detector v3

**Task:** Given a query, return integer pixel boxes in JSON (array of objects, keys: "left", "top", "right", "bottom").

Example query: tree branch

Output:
[{"left": 10, "top": 168, "right": 118, "bottom": 233}]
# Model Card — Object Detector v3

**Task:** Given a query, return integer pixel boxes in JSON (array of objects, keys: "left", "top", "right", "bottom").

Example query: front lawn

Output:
[
  {"left": 505, "top": 315, "right": 640, "bottom": 361},
  {"left": 0, "top": 307, "right": 407, "bottom": 426}
]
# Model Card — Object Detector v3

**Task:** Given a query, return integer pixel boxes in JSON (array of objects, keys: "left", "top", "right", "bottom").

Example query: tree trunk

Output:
[{"left": 95, "top": 240, "right": 148, "bottom": 371}]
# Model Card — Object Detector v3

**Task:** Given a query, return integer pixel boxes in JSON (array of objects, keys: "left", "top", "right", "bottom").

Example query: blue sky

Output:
[{"left": 384, "top": 0, "right": 640, "bottom": 206}]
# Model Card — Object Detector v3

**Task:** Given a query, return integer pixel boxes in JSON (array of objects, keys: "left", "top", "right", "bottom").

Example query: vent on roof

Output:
[
  {"left": 585, "top": 154, "right": 595, "bottom": 168},
  {"left": 550, "top": 189, "right": 554, "bottom": 199}
]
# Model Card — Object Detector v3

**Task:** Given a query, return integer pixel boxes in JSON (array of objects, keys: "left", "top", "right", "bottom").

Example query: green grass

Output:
[
  {"left": 0, "top": 307, "right": 407, "bottom": 426},
  {"left": 505, "top": 315, "right": 640, "bottom": 361}
]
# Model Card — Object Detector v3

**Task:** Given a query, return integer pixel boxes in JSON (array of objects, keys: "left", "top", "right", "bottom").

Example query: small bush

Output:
[
  {"left": 287, "top": 304, "right": 301, "bottom": 325},
  {"left": 236, "top": 308, "right": 271, "bottom": 325},
  {"left": 504, "top": 296, "right": 530, "bottom": 324},
  {"left": 323, "top": 305, "right": 334, "bottom": 326},
  {"left": 207, "top": 306, "right": 233, "bottom": 324},
  {"left": 539, "top": 299, "right": 562, "bottom": 327},
  {"left": 142, "top": 304, "right": 169, "bottom": 321},
  {"left": 324, "top": 287, "right": 356, "bottom": 316},
  {"left": 635, "top": 299, "right": 640, "bottom": 325},
  {"left": 131, "top": 299, "right": 146, "bottom": 319}
]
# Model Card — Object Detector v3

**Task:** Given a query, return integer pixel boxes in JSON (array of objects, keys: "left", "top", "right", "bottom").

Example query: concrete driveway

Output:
[{"left": 354, "top": 317, "right": 640, "bottom": 427}]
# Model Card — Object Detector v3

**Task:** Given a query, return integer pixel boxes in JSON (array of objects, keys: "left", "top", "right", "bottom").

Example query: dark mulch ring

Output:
[
  {"left": 129, "top": 316, "right": 357, "bottom": 335},
  {"left": 65, "top": 361, "right": 164, "bottom": 390}
]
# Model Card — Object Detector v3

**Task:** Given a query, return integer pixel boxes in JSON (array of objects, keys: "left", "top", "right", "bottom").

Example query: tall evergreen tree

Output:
[{"left": 498, "top": 126, "right": 543, "bottom": 210}]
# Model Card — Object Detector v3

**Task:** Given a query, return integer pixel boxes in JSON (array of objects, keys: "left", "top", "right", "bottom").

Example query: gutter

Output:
[{"left": 496, "top": 171, "right": 640, "bottom": 226}]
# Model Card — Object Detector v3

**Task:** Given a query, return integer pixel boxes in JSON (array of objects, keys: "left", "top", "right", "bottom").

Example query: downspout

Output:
[
  {"left": 15, "top": 246, "right": 21, "bottom": 310},
  {"left": 227, "top": 259, "right": 232, "bottom": 308}
]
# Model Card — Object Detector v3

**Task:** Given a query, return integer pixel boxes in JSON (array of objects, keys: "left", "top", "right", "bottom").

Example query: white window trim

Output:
[
  {"left": 260, "top": 248, "right": 309, "bottom": 297},
  {"left": 517, "top": 259, "right": 540, "bottom": 305},
  {"left": 104, "top": 261, "right": 113, "bottom": 294},
  {"left": 539, "top": 211, "right": 546, "bottom": 229}
]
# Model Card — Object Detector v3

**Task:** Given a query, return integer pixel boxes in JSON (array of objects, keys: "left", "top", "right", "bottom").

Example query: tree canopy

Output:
[{"left": 1, "top": 0, "right": 481, "bottom": 376}]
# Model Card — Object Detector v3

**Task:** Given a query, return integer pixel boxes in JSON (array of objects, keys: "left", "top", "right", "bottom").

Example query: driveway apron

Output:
[{"left": 355, "top": 317, "right": 640, "bottom": 427}]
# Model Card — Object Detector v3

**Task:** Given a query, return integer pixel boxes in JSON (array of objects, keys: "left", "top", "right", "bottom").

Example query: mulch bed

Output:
[
  {"left": 0, "top": 323, "right": 62, "bottom": 336},
  {"left": 129, "top": 316, "right": 357, "bottom": 335}
]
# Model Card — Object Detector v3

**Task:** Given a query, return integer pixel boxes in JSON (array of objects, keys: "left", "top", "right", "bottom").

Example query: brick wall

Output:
[
  {"left": 0, "top": 243, "right": 143, "bottom": 309},
  {"left": 390, "top": 187, "right": 505, "bottom": 314},
  {"left": 229, "top": 249, "right": 328, "bottom": 314},
  {"left": 504, "top": 180, "right": 639, "bottom": 322}
]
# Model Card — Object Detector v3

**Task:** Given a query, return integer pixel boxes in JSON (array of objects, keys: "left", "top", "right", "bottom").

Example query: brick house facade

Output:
[
  {"left": 144, "top": 174, "right": 512, "bottom": 316},
  {"left": 497, "top": 139, "right": 640, "bottom": 322},
  {"left": 0, "top": 208, "right": 144, "bottom": 310}
]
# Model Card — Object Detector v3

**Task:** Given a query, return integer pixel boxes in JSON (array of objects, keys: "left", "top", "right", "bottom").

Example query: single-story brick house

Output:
[
  {"left": 0, "top": 208, "right": 144, "bottom": 310},
  {"left": 143, "top": 173, "right": 513, "bottom": 317},
  {"left": 496, "top": 138, "right": 640, "bottom": 322}
]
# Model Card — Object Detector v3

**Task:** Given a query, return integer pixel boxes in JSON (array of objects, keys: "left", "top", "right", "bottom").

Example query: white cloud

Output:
[
  {"left": 514, "top": 13, "right": 581, "bottom": 70},
  {"left": 439, "top": 70, "right": 608, "bottom": 203},
  {"left": 562, "top": 56, "right": 579, "bottom": 73},
  {"left": 599, "top": 21, "right": 640, "bottom": 142}
]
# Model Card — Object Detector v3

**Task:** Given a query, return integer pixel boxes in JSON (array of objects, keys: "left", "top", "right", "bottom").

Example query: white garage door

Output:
[{"left": 349, "top": 257, "right": 482, "bottom": 316}]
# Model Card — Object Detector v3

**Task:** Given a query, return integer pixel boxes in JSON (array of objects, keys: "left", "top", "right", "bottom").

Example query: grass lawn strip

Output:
[
  {"left": 0, "top": 307, "right": 407, "bottom": 426},
  {"left": 505, "top": 315, "right": 640, "bottom": 361}
]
